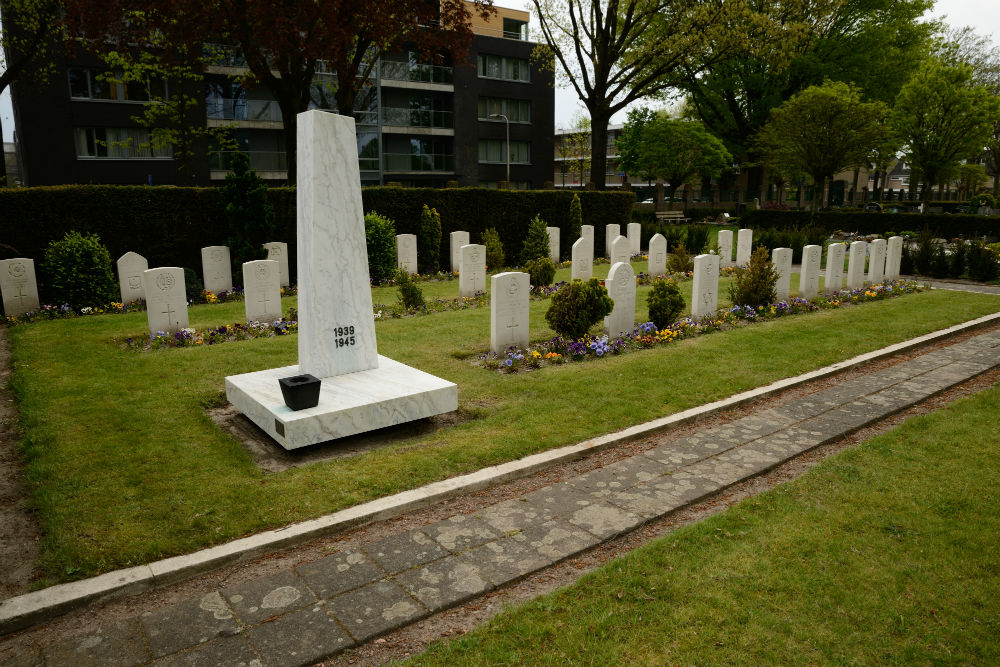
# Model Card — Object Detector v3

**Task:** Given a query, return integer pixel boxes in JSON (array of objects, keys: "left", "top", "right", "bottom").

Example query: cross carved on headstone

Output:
[
  {"left": 162, "top": 303, "right": 177, "bottom": 326},
  {"left": 258, "top": 293, "right": 272, "bottom": 314},
  {"left": 14, "top": 286, "right": 28, "bottom": 306}
]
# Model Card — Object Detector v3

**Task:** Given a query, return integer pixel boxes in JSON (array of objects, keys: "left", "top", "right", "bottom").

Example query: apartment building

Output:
[{"left": 6, "top": 3, "right": 553, "bottom": 188}]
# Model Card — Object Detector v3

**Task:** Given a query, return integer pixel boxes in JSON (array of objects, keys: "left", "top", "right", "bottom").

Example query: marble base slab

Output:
[{"left": 225, "top": 356, "right": 457, "bottom": 450}]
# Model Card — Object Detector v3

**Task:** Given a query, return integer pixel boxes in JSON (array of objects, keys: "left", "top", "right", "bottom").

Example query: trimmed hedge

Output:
[
  {"left": 741, "top": 209, "right": 1000, "bottom": 238},
  {"left": 0, "top": 187, "right": 634, "bottom": 290}
]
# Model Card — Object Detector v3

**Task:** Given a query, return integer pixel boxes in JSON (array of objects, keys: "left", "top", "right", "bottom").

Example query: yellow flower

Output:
[{"left": 531, "top": 350, "right": 541, "bottom": 359}]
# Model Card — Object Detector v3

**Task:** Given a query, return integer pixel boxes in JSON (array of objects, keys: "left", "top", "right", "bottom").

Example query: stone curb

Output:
[{"left": 3, "top": 310, "right": 999, "bottom": 636}]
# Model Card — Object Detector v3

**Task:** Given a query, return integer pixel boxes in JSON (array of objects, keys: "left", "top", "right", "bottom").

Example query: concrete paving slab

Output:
[
  {"left": 0, "top": 649, "right": 41, "bottom": 667},
  {"left": 566, "top": 501, "right": 644, "bottom": 539},
  {"left": 640, "top": 444, "right": 706, "bottom": 469},
  {"left": 295, "top": 551, "right": 385, "bottom": 600},
  {"left": 41, "top": 618, "right": 147, "bottom": 667},
  {"left": 458, "top": 537, "right": 550, "bottom": 587},
  {"left": 475, "top": 497, "right": 544, "bottom": 534},
  {"left": 221, "top": 570, "right": 316, "bottom": 627},
  {"left": 605, "top": 483, "right": 684, "bottom": 519},
  {"left": 423, "top": 515, "right": 499, "bottom": 553},
  {"left": 139, "top": 592, "right": 238, "bottom": 659},
  {"left": 246, "top": 602, "right": 353, "bottom": 666},
  {"left": 517, "top": 485, "right": 597, "bottom": 523},
  {"left": 361, "top": 529, "right": 449, "bottom": 574},
  {"left": 511, "top": 519, "right": 600, "bottom": 561},
  {"left": 326, "top": 579, "right": 425, "bottom": 642},
  {"left": 393, "top": 556, "right": 492, "bottom": 612},
  {"left": 151, "top": 633, "right": 259, "bottom": 667}
]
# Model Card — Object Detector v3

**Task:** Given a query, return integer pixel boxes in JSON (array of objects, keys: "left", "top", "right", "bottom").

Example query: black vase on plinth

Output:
[{"left": 278, "top": 374, "right": 321, "bottom": 410}]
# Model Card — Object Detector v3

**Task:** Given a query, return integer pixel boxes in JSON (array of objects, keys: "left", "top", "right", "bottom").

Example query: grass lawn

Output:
[
  {"left": 8, "top": 262, "right": 1000, "bottom": 584},
  {"left": 407, "top": 382, "right": 1000, "bottom": 667}
]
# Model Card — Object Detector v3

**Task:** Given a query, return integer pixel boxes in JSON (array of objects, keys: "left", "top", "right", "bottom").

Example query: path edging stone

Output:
[{"left": 2, "top": 310, "right": 998, "bottom": 635}]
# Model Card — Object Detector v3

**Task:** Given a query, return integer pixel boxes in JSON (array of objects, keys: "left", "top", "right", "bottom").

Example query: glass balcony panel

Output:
[
  {"left": 210, "top": 151, "right": 288, "bottom": 172},
  {"left": 380, "top": 61, "right": 453, "bottom": 84},
  {"left": 382, "top": 152, "right": 454, "bottom": 171},
  {"left": 381, "top": 107, "right": 453, "bottom": 129},
  {"left": 206, "top": 99, "right": 282, "bottom": 122}
]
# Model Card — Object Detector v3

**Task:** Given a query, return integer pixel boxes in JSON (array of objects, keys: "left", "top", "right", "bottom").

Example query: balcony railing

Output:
[
  {"left": 207, "top": 100, "right": 283, "bottom": 122},
  {"left": 380, "top": 61, "right": 453, "bottom": 85},
  {"left": 381, "top": 107, "right": 454, "bottom": 129},
  {"left": 383, "top": 152, "right": 454, "bottom": 172},
  {"left": 210, "top": 151, "right": 288, "bottom": 172}
]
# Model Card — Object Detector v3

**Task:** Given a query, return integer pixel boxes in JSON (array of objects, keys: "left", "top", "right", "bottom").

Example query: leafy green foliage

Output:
[
  {"left": 41, "top": 231, "right": 116, "bottom": 308},
  {"left": 568, "top": 193, "right": 583, "bottom": 242},
  {"left": 418, "top": 205, "right": 442, "bottom": 274},
  {"left": 521, "top": 215, "right": 552, "bottom": 264},
  {"left": 729, "top": 246, "right": 779, "bottom": 307},
  {"left": 685, "top": 225, "right": 710, "bottom": 254},
  {"left": 967, "top": 242, "right": 1000, "bottom": 282},
  {"left": 482, "top": 228, "right": 505, "bottom": 273},
  {"left": 544, "top": 278, "right": 614, "bottom": 339},
  {"left": 667, "top": 242, "right": 693, "bottom": 274},
  {"left": 395, "top": 268, "right": 425, "bottom": 310},
  {"left": 755, "top": 81, "right": 889, "bottom": 211},
  {"left": 364, "top": 212, "right": 397, "bottom": 284},
  {"left": 524, "top": 257, "right": 556, "bottom": 287},
  {"left": 647, "top": 278, "right": 686, "bottom": 328},
  {"left": 223, "top": 152, "right": 275, "bottom": 268},
  {"left": 753, "top": 227, "right": 830, "bottom": 263},
  {"left": 183, "top": 267, "right": 203, "bottom": 302}
]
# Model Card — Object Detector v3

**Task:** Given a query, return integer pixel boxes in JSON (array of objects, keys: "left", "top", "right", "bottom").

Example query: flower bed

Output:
[
  {"left": 480, "top": 280, "right": 928, "bottom": 373},
  {"left": 116, "top": 319, "right": 298, "bottom": 351}
]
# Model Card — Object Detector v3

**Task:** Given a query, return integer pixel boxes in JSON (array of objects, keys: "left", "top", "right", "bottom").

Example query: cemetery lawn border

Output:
[
  {"left": 6, "top": 286, "right": 1000, "bottom": 585},
  {"left": 404, "top": 381, "right": 1000, "bottom": 667}
]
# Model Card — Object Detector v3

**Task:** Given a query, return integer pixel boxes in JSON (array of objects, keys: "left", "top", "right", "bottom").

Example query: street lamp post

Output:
[{"left": 490, "top": 113, "right": 510, "bottom": 187}]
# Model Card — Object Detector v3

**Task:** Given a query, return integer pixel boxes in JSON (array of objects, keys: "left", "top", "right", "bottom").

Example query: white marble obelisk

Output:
[{"left": 297, "top": 112, "right": 379, "bottom": 378}]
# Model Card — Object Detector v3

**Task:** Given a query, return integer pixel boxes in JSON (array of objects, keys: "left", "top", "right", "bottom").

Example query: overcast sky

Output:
[{"left": 3, "top": 0, "right": 999, "bottom": 142}]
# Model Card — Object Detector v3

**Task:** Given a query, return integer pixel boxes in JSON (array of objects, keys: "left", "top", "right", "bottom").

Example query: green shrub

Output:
[
  {"left": 524, "top": 256, "right": 556, "bottom": 287},
  {"left": 396, "top": 268, "right": 425, "bottom": 310},
  {"left": 183, "top": 267, "right": 204, "bottom": 302},
  {"left": 364, "top": 212, "right": 397, "bottom": 284},
  {"left": 915, "top": 230, "right": 935, "bottom": 275},
  {"left": 223, "top": 152, "right": 275, "bottom": 268},
  {"left": 41, "top": 231, "right": 116, "bottom": 309},
  {"left": 929, "top": 245, "right": 950, "bottom": 278},
  {"left": 967, "top": 241, "right": 1000, "bottom": 282},
  {"left": 482, "top": 228, "right": 505, "bottom": 273},
  {"left": 418, "top": 205, "right": 442, "bottom": 274},
  {"left": 948, "top": 241, "right": 967, "bottom": 278},
  {"left": 667, "top": 241, "right": 693, "bottom": 274},
  {"left": 568, "top": 193, "right": 583, "bottom": 242},
  {"left": 900, "top": 242, "right": 915, "bottom": 275},
  {"left": 545, "top": 278, "right": 614, "bottom": 339},
  {"left": 647, "top": 278, "right": 686, "bottom": 329},
  {"left": 684, "top": 225, "right": 710, "bottom": 254},
  {"left": 729, "top": 246, "right": 779, "bottom": 307},
  {"left": 521, "top": 215, "right": 552, "bottom": 265}
]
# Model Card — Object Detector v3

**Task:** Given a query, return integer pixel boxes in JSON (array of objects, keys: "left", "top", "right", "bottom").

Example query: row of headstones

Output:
[
  {"left": 691, "top": 237, "right": 904, "bottom": 319},
  {"left": 0, "top": 243, "right": 293, "bottom": 331}
]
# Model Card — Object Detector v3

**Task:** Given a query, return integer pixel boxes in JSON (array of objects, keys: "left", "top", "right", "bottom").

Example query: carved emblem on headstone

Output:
[
  {"left": 156, "top": 273, "right": 175, "bottom": 291},
  {"left": 256, "top": 265, "right": 269, "bottom": 280},
  {"left": 8, "top": 262, "right": 24, "bottom": 279}
]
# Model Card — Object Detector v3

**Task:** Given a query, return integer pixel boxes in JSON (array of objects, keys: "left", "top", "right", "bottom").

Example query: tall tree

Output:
[
  {"left": 557, "top": 113, "right": 591, "bottom": 187},
  {"left": 890, "top": 60, "right": 1000, "bottom": 207},
  {"left": 64, "top": 0, "right": 493, "bottom": 183},
  {"left": 532, "top": 0, "right": 737, "bottom": 189},
  {"left": 0, "top": 0, "right": 61, "bottom": 185},
  {"left": 677, "top": 0, "right": 933, "bottom": 182},
  {"left": 755, "top": 80, "right": 887, "bottom": 212}
]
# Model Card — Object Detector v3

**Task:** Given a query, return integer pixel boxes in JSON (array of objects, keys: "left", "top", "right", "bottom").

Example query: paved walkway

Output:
[{"left": 5, "top": 325, "right": 1000, "bottom": 667}]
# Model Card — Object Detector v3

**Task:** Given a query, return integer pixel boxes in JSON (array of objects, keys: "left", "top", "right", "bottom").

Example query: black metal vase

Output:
[{"left": 278, "top": 374, "right": 321, "bottom": 410}]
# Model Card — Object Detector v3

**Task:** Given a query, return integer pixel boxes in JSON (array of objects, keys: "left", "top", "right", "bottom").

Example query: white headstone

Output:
[
  {"left": 297, "top": 112, "right": 378, "bottom": 378},
  {"left": 490, "top": 271, "right": 530, "bottom": 353},
  {"left": 605, "top": 224, "right": 620, "bottom": 258},
  {"left": 885, "top": 236, "right": 903, "bottom": 281},
  {"left": 648, "top": 233, "right": 667, "bottom": 277},
  {"left": 581, "top": 225, "right": 594, "bottom": 253},
  {"left": 627, "top": 222, "right": 641, "bottom": 255},
  {"left": 604, "top": 261, "right": 636, "bottom": 337},
  {"left": 611, "top": 235, "right": 631, "bottom": 266},
  {"left": 263, "top": 242, "right": 289, "bottom": 287},
  {"left": 868, "top": 238, "right": 887, "bottom": 285},
  {"left": 396, "top": 234, "right": 418, "bottom": 275},
  {"left": 825, "top": 243, "right": 846, "bottom": 292},
  {"left": 772, "top": 248, "right": 792, "bottom": 302},
  {"left": 459, "top": 244, "right": 487, "bottom": 298},
  {"left": 450, "top": 231, "right": 469, "bottom": 273},
  {"left": 691, "top": 253, "right": 720, "bottom": 319},
  {"left": 116, "top": 251, "right": 148, "bottom": 305},
  {"left": 546, "top": 226, "right": 560, "bottom": 264},
  {"left": 736, "top": 228, "right": 753, "bottom": 267},
  {"left": 201, "top": 245, "right": 233, "bottom": 295},
  {"left": 800, "top": 244, "right": 821, "bottom": 299},
  {"left": 846, "top": 241, "right": 867, "bottom": 290},
  {"left": 243, "top": 259, "right": 282, "bottom": 323},
  {"left": 143, "top": 267, "right": 189, "bottom": 333},
  {"left": 571, "top": 237, "right": 593, "bottom": 281},
  {"left": 0, "top": 258, "right": 40, "bottom": 317},
  {"left": 717, "top": 230, "right": 734, "bottom": 267}
]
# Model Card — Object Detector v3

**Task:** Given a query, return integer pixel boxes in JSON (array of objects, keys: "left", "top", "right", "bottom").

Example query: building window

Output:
[
  {"left": 476, "top": 54, "right": 530, "bottom": 82},
  {"left": 477, "top": 98, "right": 531, "bottom": 123},
  {"left": 478, "top": 140, "right": 530, "bottom": 164},
  {"left": 68, "top": 68, "right": 167, "bottom": 102},
  {"left": 74, "top": 127, "right": 172, "bottom": 159}
]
